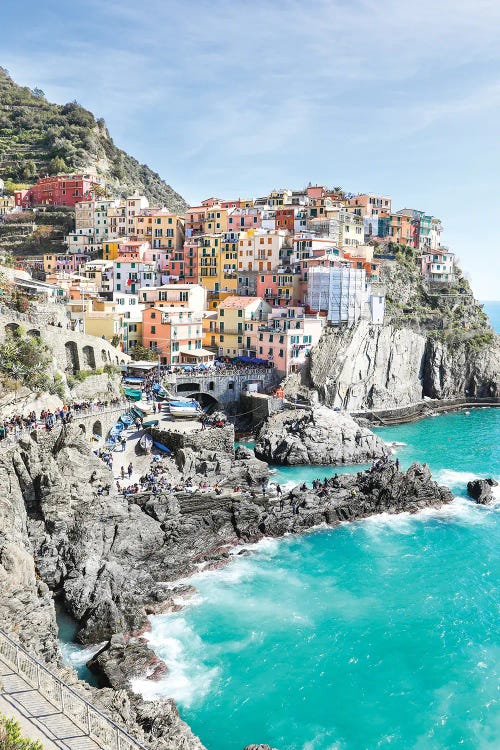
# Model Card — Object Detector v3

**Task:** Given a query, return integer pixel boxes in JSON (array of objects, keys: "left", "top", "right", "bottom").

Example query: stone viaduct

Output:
[
  {"left": 163, "top": 368, "right": 280, "bottom": 409},
  {"left": 0, "top": 308, "right": 129, "bottom": 375}
]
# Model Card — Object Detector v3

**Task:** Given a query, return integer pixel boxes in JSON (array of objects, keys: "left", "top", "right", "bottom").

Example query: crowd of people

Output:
[{"left": 0, "top": 398, "right": 125, "bottom": 442}]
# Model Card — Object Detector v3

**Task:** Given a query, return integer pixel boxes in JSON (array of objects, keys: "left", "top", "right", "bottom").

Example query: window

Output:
[
  {"left": 220, "top": 309, "right": 224, "bottom": 316},
  {"left": 238, "top": 310, "right": 243, "bottom": 317},
  {"left": 151, "top": 325, "right": 156, "bottom": 334},
  {"left": 151, "top": 312, "right": 156, "bottom": 319}
]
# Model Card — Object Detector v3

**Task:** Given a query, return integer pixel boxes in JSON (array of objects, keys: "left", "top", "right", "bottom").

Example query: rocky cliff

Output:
[
  {"left": 296, "top": 320, "right": 499, "bottom": 412},
  {"left": 286, "top": 256, "right": 499, "bottom": 412},
  {"left": 255, "top": 405, "right": 386, "bottom": 465}
]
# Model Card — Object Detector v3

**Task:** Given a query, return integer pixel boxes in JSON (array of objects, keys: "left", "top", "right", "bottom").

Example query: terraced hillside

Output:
[{"left": 0, "top": 67, "right": 187, "bottom": 212}]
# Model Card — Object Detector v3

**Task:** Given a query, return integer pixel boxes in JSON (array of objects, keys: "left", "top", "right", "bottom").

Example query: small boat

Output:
[
  {"left": 143, "top": 419, "right": 159, "bottom": 428},
  {"left": 123, "top": 376, "right": 144, "bottom": 385},
  {"left": 139, "top": 433, "right": 153, "bottom": 453},
  {"left": 124, "top": 388, "right": 143, "bottom": 401},
  {"left": 134, "top": 400, "right": 154, "bottom": 416},
  {"left": 119, "top": 414, "right": 133, "bottom": 426},
  {"left": 109, "top": 422, "right": 124, "bottom": 439},
  {"left": 168, "top": 399, "right": 200, "bottom": 418},
  {"left": 153, "top": 440, "right": 172, "bottom": 455}
]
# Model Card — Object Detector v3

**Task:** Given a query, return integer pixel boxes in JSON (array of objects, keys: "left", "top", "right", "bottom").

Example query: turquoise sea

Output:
[
  {"left": 483, "top": 300, "right": 500, "bottom": 334},
  {"left": 61, "top": 303, "right": 500, "bottom": 750},
  {"left": 129, "top": 408, "right": 499, "bottom": 750}
]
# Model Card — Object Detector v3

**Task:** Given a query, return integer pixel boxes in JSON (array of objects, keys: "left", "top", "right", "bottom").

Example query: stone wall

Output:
[
  {"left": 240, "top": 392, "right": 284, "bottom": 427},
  {"left": 150, "top": 423, "right": 235, "bottom": 456}
]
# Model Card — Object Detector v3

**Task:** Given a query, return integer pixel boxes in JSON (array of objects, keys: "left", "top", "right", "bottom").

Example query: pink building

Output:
[
  {"left": 256, "top": 270, "right": 302, "bottom": 307},
  {"left": 256, "top": 307, "right": 324, "bottom": 375},
  {"left": 228, "top": 207, "right": 262, "bottom": 231},
  {"left": 54, "top": 253, "right": 89, "bottom": 273}
]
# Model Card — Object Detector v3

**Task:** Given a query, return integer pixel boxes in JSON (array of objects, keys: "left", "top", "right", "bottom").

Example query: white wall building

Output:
[{"left": 307, "top": 266, "right": 367, "bottom": 326}]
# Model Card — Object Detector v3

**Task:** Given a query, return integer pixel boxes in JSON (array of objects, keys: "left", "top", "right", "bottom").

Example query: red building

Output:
[
  {"left": 14, "top": 173, "right": 103, "bottom": 208},
  {"left": 168, "top": 238, "right": 199, "bottom": 284},
  {"left": 275, "top": 208, "right": 295, "bottom": 233}
]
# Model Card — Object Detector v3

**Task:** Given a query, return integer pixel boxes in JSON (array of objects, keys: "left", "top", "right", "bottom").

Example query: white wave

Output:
[
  {"left": 131, "top": 617, "right": 219, "bottom": 707},
  {"left": 60, "top": 641, "right": 107, "bottom": 668}
]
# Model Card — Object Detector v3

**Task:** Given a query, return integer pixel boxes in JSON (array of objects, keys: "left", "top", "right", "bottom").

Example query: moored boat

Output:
[
  {"left": 124, "top": 388, "right": 143, "bottom": 401},
  {"left": 168, "top": 399, "right": 200, "bottom": 418},
  {"left": 119, "top": 413, "right": 133, "bottom": 426},
  {"left": 153, "top": 440, "right": 172, "bottom": 455},
  {"left": 139, "top": 433, "right": 153, "bottom": 453}
]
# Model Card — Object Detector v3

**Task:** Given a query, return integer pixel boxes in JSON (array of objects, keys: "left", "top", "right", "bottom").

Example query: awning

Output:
[{"left": 179, "top": 348, "right": 215, "bottom": 358}]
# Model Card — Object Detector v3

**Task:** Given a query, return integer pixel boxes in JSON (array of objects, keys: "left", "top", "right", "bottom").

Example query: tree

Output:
[
  {"left": 31, "top": 87, "right": 45, "bottom": 99},
  {"left": 130, "top": 344, "right": 157, "bottom": 361},
  {"left": 0, "top": 715, "right": 43, "bottom": 750},
  {"left": 22, "top": 159, "right": 36, "bottom": 180},
  {"left": 48, "top": 156, "right": 68, "bottom": 174}
]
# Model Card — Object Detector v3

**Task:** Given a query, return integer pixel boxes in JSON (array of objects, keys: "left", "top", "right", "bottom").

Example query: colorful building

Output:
[
  {"left": 139, "top": 283, "right": 206, "bottom": 311},
  {"left": 142, "top": 306, "right": 204, "bottom": 364},
  {"left": 256, "top": 307, "right": 324, "bottom": 374},
  {"left": 421, "top": 249, "right": 455, "bottom": 283},
  {"left": 215, "top": 295, "right": 272, "bottom": 357},
  {"left": 15, "top": 173, "right": 103, "bottom": 208}
]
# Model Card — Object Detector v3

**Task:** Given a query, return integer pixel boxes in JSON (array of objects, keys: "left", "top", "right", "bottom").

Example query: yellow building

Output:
[
  {"left": 202, "top": 310, "right": 218, "bottom": 350},
  {"left": 102, "top": 240, "right": 121, "bottom": 261},
  {"left": 83, "top": 311, "right": 123, "bottom": 342},
  {"left": 196, "top": 234, "right": 236, "bottom": 295},
  {"left": 0, "top": 195, "right": 14, "bottom": 216},
  {"left": 205, "top": 206, "right": 229, "bottom": 233},
  {"left": 215, "top": 295, "right": 272, "bottom": 358},
  {"left": 134, "top": 210, "right": 185, "bottom": 252}
]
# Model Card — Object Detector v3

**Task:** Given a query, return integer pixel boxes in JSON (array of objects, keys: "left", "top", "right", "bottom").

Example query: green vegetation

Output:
[
  {"left": 0, "top": 327, "right": 53, "bottom": 392},
  {"left": 0, "top": 715, "right": 43, "bottom": 750},
  {"left": 130, "top": 344, "right": 157, "bottom": 361},
  {"left": 381, "top": 252, "right": 493, "bottom": 348},
  {"left": 0, "top": 67, "right": 187, "bottom": 212}
]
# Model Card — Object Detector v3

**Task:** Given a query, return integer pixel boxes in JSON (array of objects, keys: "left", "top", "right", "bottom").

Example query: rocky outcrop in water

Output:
[
  {"left": 467, "top": 478, "right": 498, "bottom": 504},
  {"left": 254, "top": 405, "right": 386, "bottom": 465}
]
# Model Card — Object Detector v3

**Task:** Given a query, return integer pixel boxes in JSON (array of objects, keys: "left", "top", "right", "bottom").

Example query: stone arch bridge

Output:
[
  {"left": 164, "top": 368, "right": 280, "bottom": 408},
  {"left": 0, "top": 309, "right": 129, "bottom": 375}
]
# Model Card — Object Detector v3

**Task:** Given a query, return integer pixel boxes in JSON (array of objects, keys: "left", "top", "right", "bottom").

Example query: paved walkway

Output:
[{"left": 0, "top": 656, "right": 99, "bottom": 750}]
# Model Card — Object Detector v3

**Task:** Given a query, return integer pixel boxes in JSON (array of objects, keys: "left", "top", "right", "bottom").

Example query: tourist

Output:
[
  {"left": 121, "top": 466, "right": 125, "bottom": 480},
  {"left": 127, "top": 462, "right": 133, "bottom": 479},
  {"left": 120, "top": 435, "right": 127, "bottom": 452},
  {"left": 395, "top": 458, "right": 400, "bottom": 471}
]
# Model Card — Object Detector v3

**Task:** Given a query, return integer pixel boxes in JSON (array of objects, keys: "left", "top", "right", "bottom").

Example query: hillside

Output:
[{"left": 0, "top": 67, "right": 187, "bottom": 213}]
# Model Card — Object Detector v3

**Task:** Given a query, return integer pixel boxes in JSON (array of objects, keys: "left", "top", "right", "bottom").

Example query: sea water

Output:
[
  {"left": 61, "top": 305, "right": 500, "bottom": 749},
  {"left": 128, "top": 408, "right": 499, "bottom": 750}
]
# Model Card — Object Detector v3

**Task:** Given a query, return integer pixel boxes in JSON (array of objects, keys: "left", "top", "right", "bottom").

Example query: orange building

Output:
[{"left": 142, "top": 306, "right": 205, "bottom": 364}]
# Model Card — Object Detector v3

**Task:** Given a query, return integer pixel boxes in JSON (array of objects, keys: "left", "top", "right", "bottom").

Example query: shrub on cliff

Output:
[
  {"left": 0, "top": 715, "right": 43, "bottom": 750},
  {"left": 0, "top": 329, "right": 53, "bottom": 392}
]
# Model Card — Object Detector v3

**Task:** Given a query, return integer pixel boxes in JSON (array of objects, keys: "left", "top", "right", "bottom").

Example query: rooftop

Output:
[{"left": 219, "top": 295, "right": 262, "bottom": 309}]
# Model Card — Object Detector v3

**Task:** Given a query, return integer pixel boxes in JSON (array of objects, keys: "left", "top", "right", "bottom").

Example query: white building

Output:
[
  {"left": 307, "top": 266, "right": 367, "bottom": 326},
  {"left": 237, "top": 230, "right": 288, "bottom": 272}
]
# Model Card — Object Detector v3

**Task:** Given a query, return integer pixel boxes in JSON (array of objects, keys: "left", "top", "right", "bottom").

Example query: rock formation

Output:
[
  {"left": 466, "top": 478, "right": 498, "bottom": 504},
  {"left": 295, "top": 320, "right": 500, "bottom": 412},
  {"left": 254, "top": 405, "right": 386, "bottom": 465}
]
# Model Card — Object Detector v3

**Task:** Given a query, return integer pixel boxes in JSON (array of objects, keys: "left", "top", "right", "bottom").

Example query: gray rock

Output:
[
  {"left": 254, "top": 406, "right": 386, "bottom": 465},
  {"left": 467, "top": 478, "right": 497, "bottom": 504}
]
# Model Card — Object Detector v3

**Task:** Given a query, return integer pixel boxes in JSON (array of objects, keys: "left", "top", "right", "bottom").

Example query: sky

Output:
[{"left": 1, "top": 0, "right": 499, "bottom": 298}]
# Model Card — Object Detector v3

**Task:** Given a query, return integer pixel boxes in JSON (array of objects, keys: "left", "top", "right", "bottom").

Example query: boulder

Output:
[
  {"left": 255, "top": 406, "right": 386, "bottom": 465},
  {"left": 467, "top": 478, "right": 498, "bottom": 504}
]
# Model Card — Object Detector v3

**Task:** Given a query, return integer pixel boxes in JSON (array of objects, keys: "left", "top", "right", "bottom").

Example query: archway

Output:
[
  {"left": 5, "top": 322, "right": 20, "bottom": 336},
  {"left": 65, "top": 341, "right": 80, "bottom": 374},
  {"left": 82, "top": 345, "right": 96, "bottom": 369},
  {"left": 27, "top": 329, "right": 41, "bottom": 339},
  {"left": 92, "top": 420, "right": 102, "bottom": 438},
  {"left": 189, "top": 392, "right": 220, "bottom": 414},
  {"left": 78, "top": 423, "right": 86, "bottom": 434},
  {"left": 101, "top": 348, "right": 108, "bottom": 364}
]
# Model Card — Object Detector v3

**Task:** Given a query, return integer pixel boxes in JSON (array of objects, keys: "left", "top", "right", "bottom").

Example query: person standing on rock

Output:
[
  {"left": 127, "top": 462, "right": 133, "bottom": 479},
  {"left": 121, "top": 435, "right": 127, "bottom": 452},
  {"left": 395, "top": 458, "right": 400, "bottom": 471}
]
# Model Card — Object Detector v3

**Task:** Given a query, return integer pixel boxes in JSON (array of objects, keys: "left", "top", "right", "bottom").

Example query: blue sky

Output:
[{"left": 2, "top": 0, "right": 499, "bottom": 298}]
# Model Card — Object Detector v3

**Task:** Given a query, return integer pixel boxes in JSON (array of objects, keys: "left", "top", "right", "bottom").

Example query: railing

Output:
[
  {"left": 0, "top": 401, "right": 128, "bottom": 452},
  {"left": 0, "top": 628, "right": 148, "bottom": 750}
]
